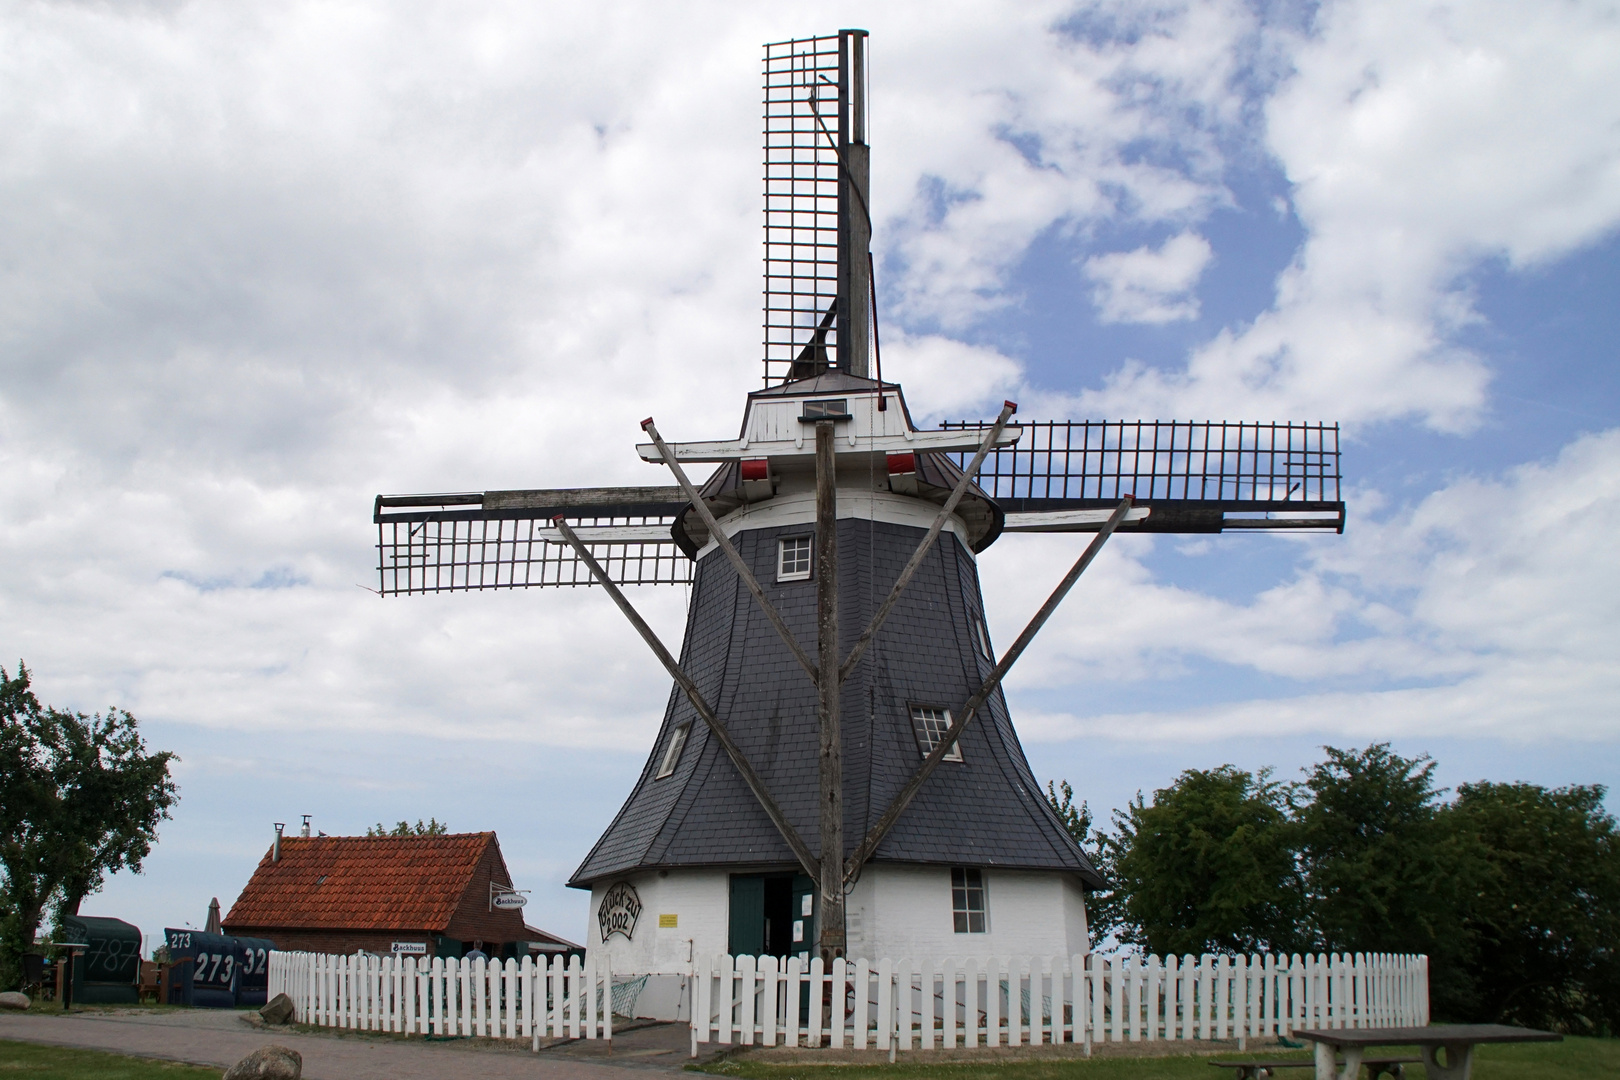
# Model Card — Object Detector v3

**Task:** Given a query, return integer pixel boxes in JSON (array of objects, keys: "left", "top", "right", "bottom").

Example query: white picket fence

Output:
[
  {"left": 692, "top": 951, "right": 1428, "bottom": 1053},
  {"left": 267, "top": 951, "right": 613, "bottom": 1047},
  {"left": 269, "top": 948, "right": 1427, "bottom": 1058}
]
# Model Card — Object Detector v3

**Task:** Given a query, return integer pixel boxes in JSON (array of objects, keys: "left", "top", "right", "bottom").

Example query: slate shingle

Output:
[{"left": 570, "top": 516, "right": 1106, "bottom": 890}]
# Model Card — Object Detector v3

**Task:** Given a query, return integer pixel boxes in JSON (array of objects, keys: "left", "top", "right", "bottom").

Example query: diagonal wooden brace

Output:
[
  {"left": 642, "top": 418, "right": 820, "bottom": 684},
  {"left": 838, "top": 400, "right": 1017, "bottom": 684},
  {"left": 843, "top": 496, "right": 1135, "bottom": 882},
  {"left": 552, "top": 516, "right": 821, "bottom": 883}
]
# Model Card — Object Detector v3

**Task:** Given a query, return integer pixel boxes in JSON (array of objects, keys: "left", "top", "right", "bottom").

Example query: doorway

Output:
[{"left": 728, "top": 873, "right": 814, "bottom": 959}]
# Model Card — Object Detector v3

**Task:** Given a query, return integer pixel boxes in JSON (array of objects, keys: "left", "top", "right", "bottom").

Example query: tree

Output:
[
  {"left": 367, "top": 818, "right": 448, "bottom": 837},
  {"left": 1045, "top": 780, "right": 1122, "bottom": 943},
  {"left": 0, "top": 663, "right": 178, "bottom": 989},
  {"left": 1107, "top": 765, "right": 1303, "bottom": 957},
  {"left": 1296, "top": 745, "right": 1472, "bottom": 950},
  {"left": 1444, "top": 782, "right": 1620, "bottom": 1033}
]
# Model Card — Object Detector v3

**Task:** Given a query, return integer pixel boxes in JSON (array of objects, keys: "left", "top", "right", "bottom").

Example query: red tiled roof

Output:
[{"left": 223, "top": 833, "right": 502, "bottom": 932}]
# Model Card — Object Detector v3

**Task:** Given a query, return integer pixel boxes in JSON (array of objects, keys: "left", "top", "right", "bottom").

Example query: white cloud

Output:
[
  {"left": 879, "top": 0, "right": 1254, "bottom": 328},
  {"left": 1082, "top": 231, "right": 1213, "bottom": 323},
  {"left": 997, "top": 427, "right": 1620, "bottom": 743},
  {"left": 881, "top": 334, "right": 1024, "bottom": 422},
  {"left": 1079, "top": 0, "right": 1620, "bottom": 429}
]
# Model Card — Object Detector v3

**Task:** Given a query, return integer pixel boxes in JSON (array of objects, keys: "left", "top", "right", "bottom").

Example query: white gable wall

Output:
[
  {"left": 586, "top": 863, "right": 1091, "bottom": 977},
  {"left": 848, "top": 865, "right": 1090, "bottom": 961}
]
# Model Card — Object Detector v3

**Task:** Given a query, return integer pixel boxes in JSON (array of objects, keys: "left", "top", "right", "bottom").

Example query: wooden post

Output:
[
  {"left": 839, "top": 29, "right": 870, "bottom": 378},
  {"left": 815, "top": 420, "right": 846, "bottom": 963}
]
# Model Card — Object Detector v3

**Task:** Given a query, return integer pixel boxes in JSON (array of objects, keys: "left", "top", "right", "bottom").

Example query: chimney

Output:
[
  {"left": 300, "top": 814, "right": 311, "bottom": 838},
  {"left": 273, "top": 822, "right": 285, "bottom": 862}
]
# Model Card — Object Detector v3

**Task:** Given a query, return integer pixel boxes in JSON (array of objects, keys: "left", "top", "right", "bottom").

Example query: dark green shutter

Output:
[{"left": 728, "top": 875, "right": 765, "bottom": 956}]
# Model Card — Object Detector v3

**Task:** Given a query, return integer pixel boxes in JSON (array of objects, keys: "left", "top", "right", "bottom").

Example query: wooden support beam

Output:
[
  {"left": 837, "top": 400, "right": 1017, "bottom": 684},
  {"left": 842, "top": 497, "right": 1135, "bottom": 882},
  {"left": 551, "top": 516, "right": 821, "bottom": 884},
  {"left": 641, "top": 418, "right": 820, "bottom": 684},
  {"left": 814, "top": 421, "right": 846, "bottom": 963}
]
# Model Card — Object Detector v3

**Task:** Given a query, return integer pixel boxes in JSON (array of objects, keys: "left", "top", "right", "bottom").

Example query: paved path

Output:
[{"left": 0, "top": 1007, "right": 683, "bottom": 1079}]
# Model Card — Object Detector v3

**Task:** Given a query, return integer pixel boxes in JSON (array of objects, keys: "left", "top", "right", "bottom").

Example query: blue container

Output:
[
  {"left": 232, "top": 936, "right": 274, "bottom": 1007},
  {"left": 163, "top": 929, "right": 238, "bottom": 1008}
]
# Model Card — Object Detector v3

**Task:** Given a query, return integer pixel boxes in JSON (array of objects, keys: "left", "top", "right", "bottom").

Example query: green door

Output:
[
  {"left": 728, "top": 875, "right": 765, "bottom": 956},
  {"left": 730, "top": 873, "right": 817, "bottom": 959}
]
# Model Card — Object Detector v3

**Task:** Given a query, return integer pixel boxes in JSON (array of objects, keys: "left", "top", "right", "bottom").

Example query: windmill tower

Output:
[{"left": 374, "top": 30, "right": 1343, "bottom": 997}]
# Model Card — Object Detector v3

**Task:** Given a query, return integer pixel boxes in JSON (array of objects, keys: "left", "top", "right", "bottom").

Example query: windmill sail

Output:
[
  {"left": 375, "top": 419, "right": 1343, "bottom": 592},
  {"left": 764, "top": 31, "right": 870, "bottom": 385}
]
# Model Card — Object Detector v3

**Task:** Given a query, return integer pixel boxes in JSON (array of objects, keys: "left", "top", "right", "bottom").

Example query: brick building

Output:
[{"left": 223, "top": 832, "right": 529, "bottom": 958}]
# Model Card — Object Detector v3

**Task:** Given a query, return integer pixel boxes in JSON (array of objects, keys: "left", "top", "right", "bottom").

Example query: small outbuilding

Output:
[{"left": 223, "top": 831, "right": 530, "bottom": 958}]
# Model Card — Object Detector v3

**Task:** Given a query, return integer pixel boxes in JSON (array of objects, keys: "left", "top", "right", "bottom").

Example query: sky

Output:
[{"left": 2, "top": 0, "right": 1618, "bottom": 953}]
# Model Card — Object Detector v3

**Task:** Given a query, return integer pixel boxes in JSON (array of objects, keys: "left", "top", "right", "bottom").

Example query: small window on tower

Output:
[
  {"left": 778, "top": 536, "right": 812, "bottom": 581},
  {"left": 802, "top": 398, "right": 849, "bottom": 419},
  {"left": 951, "top": 868, "right": 987, "bottom": 933},
  {"left": 655, "top": 723, "right": 690, "bottom": 779},
  {"left": 909, "top": 705, "right": 963, "bottom": 762},
  {"left": 970, "top": 613, "right": 993, "bottom": 660}
]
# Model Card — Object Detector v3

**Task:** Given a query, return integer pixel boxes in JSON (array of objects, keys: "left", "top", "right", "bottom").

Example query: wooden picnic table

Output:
[{"left": 1294, "top": 1024, "right": 1562, "bottom": 1080}]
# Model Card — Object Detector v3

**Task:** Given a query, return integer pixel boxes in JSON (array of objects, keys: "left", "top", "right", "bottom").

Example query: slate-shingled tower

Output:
[
  {"left": 371, "top": 30, "right": 1344, "bottom": 1012},
  {"left": 569, "top": 371, "right": 1105, "bottom": 972}
]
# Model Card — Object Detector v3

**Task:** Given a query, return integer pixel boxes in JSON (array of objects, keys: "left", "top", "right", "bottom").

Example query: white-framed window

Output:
[
  {"left": 951, "top": 868, "right": 987, "bottom": 933},
  {"left": 909, "top": 705, "right": 963, "bottom": 762},
  {"left": 969, "top": 612, "right": 993, "bottom": 660},
  {"left": 777, "top": 536, "right": 813, "bottom": 581},
  {"left": 655, "top": 723, "right": 690, "bottom": 779},
  {"left": 802, "top": 398, "right": 848, "bottom": 419}
]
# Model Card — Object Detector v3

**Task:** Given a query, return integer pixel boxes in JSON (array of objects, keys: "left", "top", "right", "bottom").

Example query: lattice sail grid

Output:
[
  {"left": 763, "top": 34, "right": 843, "bottom": 386},
  {"left": 942, "top": 420, "right": 1342, "bottom": 507},
  {"left": 376, "top": 516, "right": 691, "bottom": 594}
]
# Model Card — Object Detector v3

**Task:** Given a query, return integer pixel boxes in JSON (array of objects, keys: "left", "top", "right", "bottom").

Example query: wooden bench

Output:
[{"left": 1211, "top": 1057, "right": 1420, "bottom": 1079}]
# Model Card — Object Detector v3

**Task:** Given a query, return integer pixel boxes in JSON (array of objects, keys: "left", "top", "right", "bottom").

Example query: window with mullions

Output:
[
  {"left": 909, "top": 705, "right": 963, "bottom": 762},
  {"left": 777, "top": 536, "right": 812, "bottom": 581},
  {"left": 951, "top": 868, "right": 986, "bottom": 933},
  {"left": 655, "top": 723, "right": 690, "bottom": 779},
  {"left": 802, "top": 398, "right": 848, "bottom": 419}
]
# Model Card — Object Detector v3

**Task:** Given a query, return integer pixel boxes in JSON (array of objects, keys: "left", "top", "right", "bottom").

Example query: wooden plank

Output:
[
  {"left": 482, "top": 486, "right": 686, "bottom": 512},
  {"left": 1001, "top": 506, "right": 1152, "bottom": 531},
  {"left": 635, "top": 424, "right": 1023, "bottom": 463}
]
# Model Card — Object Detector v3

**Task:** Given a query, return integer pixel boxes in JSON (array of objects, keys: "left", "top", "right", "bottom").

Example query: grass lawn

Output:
[
  {"left": 692, "top": 1036, "right": 1618, "bottom": 1080},
  {"left": 0, "top": 1040, "right": 219, "bottom": 1079}
]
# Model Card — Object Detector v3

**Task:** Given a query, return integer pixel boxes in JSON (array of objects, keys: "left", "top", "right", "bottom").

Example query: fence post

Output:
[
  {"left": 883, "top": 957, "right": 895, "bottom": 1053},
  {"left": 783, "top": 955, "right": 801, "bottom": 1049}
]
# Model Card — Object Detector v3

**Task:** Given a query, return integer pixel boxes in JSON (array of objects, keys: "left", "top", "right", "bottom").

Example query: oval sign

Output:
[{"left": 493, "top": 893, "right": 528, "bottom": 910}]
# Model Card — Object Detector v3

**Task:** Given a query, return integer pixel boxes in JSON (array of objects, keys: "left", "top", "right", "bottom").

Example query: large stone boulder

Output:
[
  {"left": 258, "top": 993, "right": 295, "bottom": 1025},
  {"left": 0, "top": 991, "right": 29, "bottom": 1010},
  {"left": 222, "top": 1045, "right": 301, "bottom": 1080}
]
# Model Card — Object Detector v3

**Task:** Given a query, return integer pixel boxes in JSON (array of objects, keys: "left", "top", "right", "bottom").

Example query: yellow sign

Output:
[{"left": 658, "top": 913, "right": 678, "bottom": 928}]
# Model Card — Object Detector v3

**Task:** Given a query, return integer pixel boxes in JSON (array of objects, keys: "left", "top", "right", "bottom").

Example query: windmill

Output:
[{"left": 373, "top": 31, "right": 1343, "bottom": 975}]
